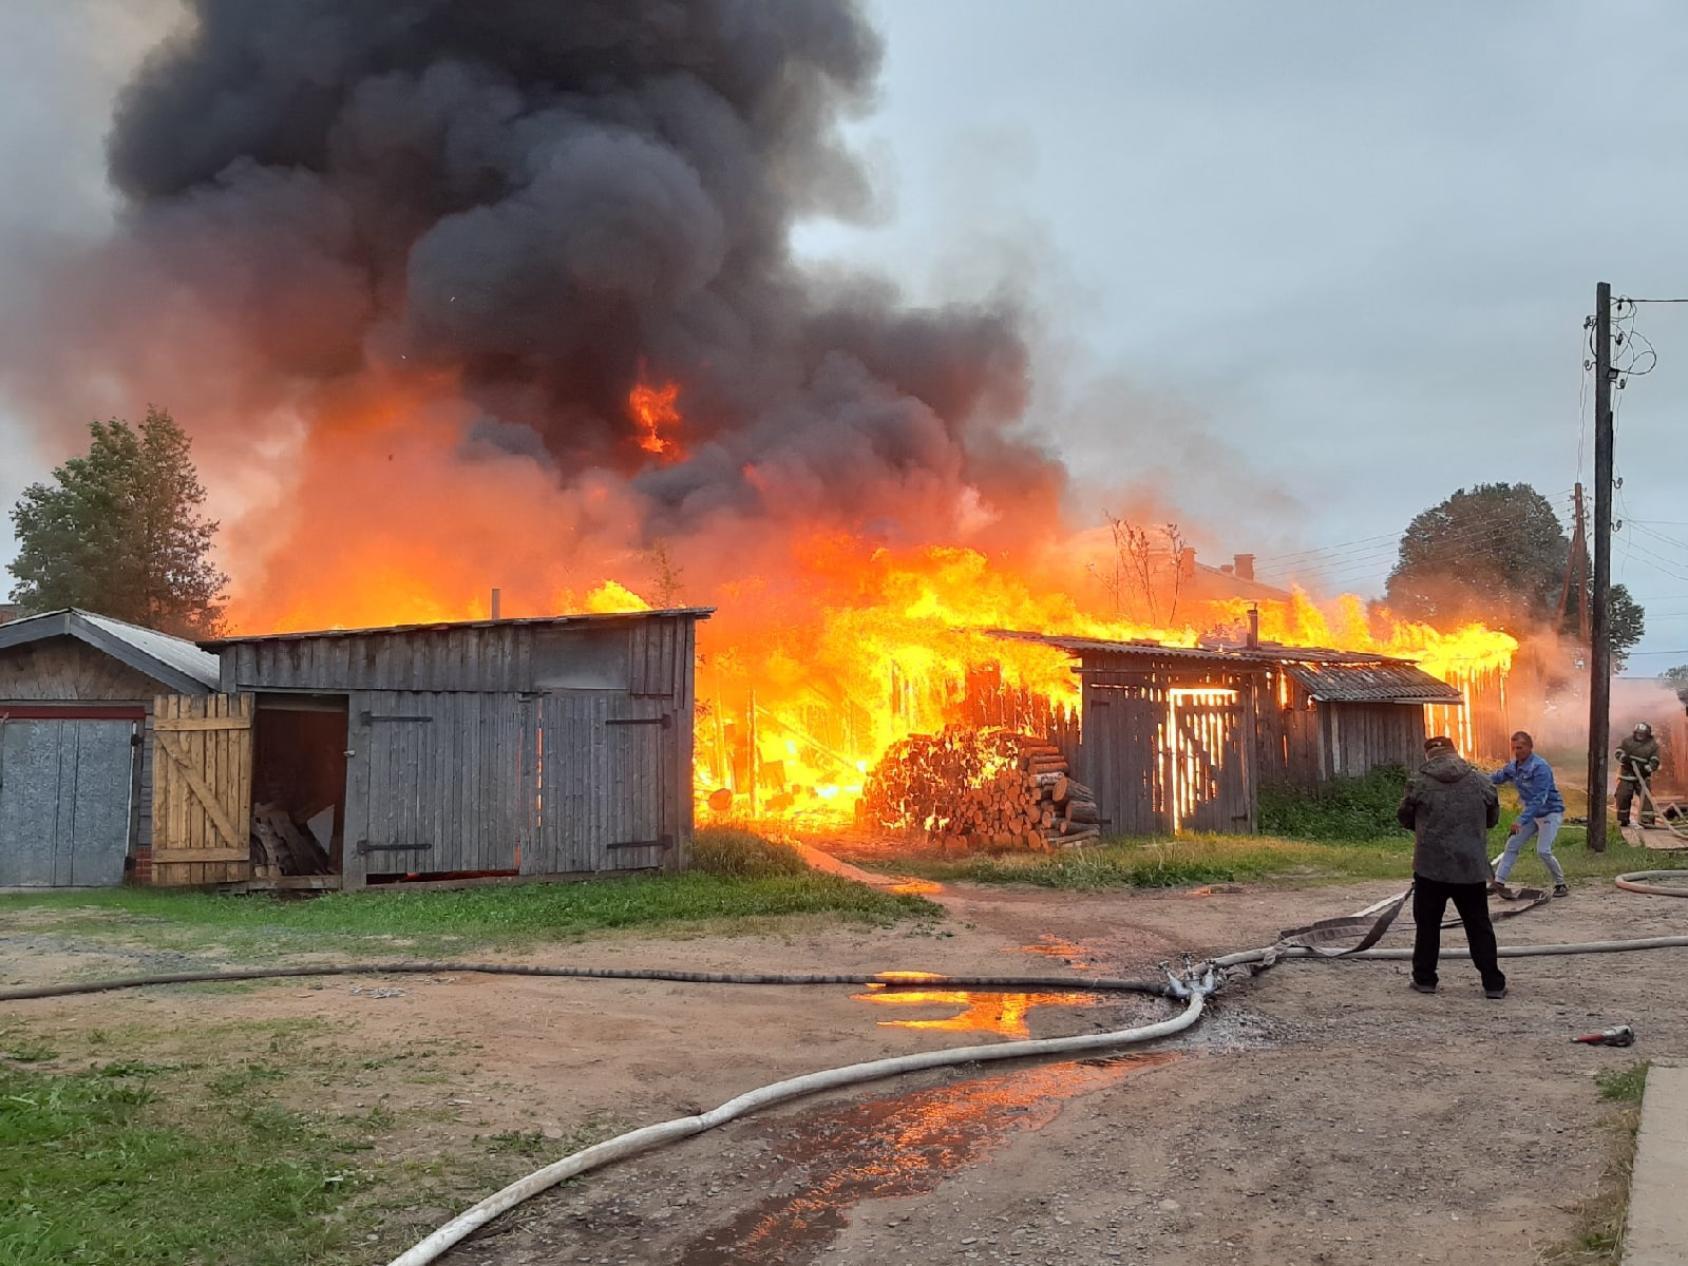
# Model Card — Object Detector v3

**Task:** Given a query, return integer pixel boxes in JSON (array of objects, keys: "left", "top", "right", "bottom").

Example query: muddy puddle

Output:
[
  {"left": 677, "top": 1052, "right": 1177, "bottom": 1265},
  {"left": 1016, "top": 933, "right": 1097, "bottom": 971}
]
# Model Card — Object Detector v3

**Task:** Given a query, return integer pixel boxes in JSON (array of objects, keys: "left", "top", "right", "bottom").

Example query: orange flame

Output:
[{"left": 629, "top": 380, "right": 683, "bottom": 457}]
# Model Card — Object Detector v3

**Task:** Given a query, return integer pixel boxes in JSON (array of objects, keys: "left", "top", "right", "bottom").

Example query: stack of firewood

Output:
[
  {"left": 251, "top": 803, "right": 332, "bottom": 877},
  {"left": 858, "top": 727, "right": 1101, "bottom": 852}
]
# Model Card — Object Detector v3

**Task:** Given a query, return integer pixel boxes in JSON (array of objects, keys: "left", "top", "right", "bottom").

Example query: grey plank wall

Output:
[
  {"left": 528, "top": 692, "right": 670, "bottom": 875},
  {"left": 344, "top": 691, "right": 534, "bottom": 879},
  {"left": 217, "top": 617, "right": 701, "bottom": 695}
]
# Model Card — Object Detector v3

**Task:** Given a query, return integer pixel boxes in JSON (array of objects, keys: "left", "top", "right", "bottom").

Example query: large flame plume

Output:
[{"left": 0, "top": 1, "right": 1521, "bottom": 829}]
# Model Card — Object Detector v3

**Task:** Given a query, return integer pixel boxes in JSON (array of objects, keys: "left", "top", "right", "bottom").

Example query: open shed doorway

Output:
[{"left": 251, "top": 693, "right": 347, "bottom": 879}]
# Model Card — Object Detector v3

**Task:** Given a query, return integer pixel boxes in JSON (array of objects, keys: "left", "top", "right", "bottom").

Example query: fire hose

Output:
[
  {"left": 385, "top": 967, "right": 1216, "bottom": 1266},
  {"left": 1615, "top": 870, "right": 1688, "bottom": 897},
  {"left": 5, "top": 873, "right": 1688, "bottom": 1266},
  {"left": 0, "top": 963, "right": 1177, "bottom": 1004}
]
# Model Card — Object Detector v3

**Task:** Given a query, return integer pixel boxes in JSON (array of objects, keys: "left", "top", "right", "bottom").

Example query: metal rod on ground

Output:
[{"left": 1588, "top": 281, "right": 1614, "bottom": 853}]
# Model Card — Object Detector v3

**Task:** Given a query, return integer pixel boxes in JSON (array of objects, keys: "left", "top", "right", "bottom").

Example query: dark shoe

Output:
[
  {"left": 1553, "top": 884, "right": 1570, "bottom": 898},
  {"left": 1485, "top": 985, "right": 1507, "bottom": 999},
  {"left": 1411, "top": 979, "right": 1438, "bottom": 995}
]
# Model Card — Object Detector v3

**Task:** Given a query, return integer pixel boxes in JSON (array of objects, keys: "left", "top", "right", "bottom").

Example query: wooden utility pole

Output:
[
  {"left": 1553, "top": 483, "right": 1592, "bottom": 645},
  {"left": 1587, "top": 283, "right": 1614, "bottom": 852}
]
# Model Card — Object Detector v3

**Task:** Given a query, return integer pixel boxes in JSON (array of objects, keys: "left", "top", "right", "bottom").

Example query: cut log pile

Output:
[
  {"left": 251, "top": 803, "right": 333, "bottom": 877},
  {"left": 858, "top": 726, "right": 1101, "bottom": 852}
]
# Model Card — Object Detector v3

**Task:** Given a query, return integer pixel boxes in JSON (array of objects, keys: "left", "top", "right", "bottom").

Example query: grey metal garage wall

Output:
[{"left": 0, "top": 717, "right": 136, "bottom": 886}]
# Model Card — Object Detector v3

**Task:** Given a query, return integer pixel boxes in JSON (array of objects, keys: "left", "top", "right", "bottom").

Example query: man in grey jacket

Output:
[{"left": 1396, "top": 736, "right": 1507, "bottom": 998}]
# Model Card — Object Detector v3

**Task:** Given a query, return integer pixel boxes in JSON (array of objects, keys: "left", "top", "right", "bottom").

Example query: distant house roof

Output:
[
  {"left": 201, "top": 606, "right": 715, "bottom": 648},
  {"left": 988, "top": 629, "right": 1463, "bottom": 705},
  {"left": 0, "top": 609, "right": 222, "bottom": 694}
]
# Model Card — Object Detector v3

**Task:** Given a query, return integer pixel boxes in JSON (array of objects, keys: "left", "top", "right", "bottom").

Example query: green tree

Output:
[
  {"left": 1663, "top": 664, "right": 1688, "bottom": 705},
  {"left": 8, "top": 407, "right": 227, "bottom": 637},
  {"left": 1602, "top": 583, "right": 1646, "bottom": 673},
  {"left": 1384, "top": 484, "right": 1646, "bottom": 665},
  {"left": 1385, "top": 483, "right": 1569, "bottom": 630}
]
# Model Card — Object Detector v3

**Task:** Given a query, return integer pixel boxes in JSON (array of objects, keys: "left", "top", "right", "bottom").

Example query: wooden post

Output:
[
  {"left": 1588, "top": 282, "right": 1614, "bottom": 853},
  {"left": 490, "top": 588, "right": 502, "bottom": 620}
]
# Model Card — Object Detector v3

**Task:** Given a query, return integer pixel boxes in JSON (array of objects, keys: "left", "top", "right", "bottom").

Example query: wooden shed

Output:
[
  {"left": 1250, "top": 646, "right": 1465, "bottom": 788},
  {"left": 0, "top": 609, "right": 219, "bottom": 886},
  {"left": 153, "top": 608, "right": 711, "bottom": 890},
  {"left": 1000, "top": 633, "right": 1468, "bottom": 838}
]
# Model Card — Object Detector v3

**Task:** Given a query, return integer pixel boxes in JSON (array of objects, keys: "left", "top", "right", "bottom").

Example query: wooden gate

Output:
[
  {"left": 1168, "top": 689, "right": 1254, "bottom": 834},
  {"left": 1078, "top": 683, "right": 1165, "bottom": 836},
  {"left": 1079, "top": 680, "right": 1256, "bottom": 837},
  {"left": 151, "top": 694, "right": 254, "bottom": 885}
]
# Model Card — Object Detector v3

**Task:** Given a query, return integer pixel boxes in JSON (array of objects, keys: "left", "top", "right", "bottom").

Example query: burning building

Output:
[{"left": 0, "top": 2, "right": 1525, "bottom": 865}]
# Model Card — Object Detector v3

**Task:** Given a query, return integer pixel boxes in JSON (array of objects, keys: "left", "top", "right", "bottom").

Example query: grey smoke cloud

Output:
[{"left": 4, "top": 0, "right": 1057, "bottom": 581}]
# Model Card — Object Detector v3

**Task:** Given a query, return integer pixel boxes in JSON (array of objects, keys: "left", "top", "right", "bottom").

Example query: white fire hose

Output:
[
  {"left": 384, "top": 967, "right": 1216, "bottom": 1266},
  {"left": 385, "top": 869, "right": 1688, "bottom": 1266}
]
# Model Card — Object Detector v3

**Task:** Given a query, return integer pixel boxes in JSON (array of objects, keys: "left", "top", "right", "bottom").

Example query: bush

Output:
[
  {"left": 688, "top": 827, "right": 808, "bottom": 878},
  {"left": 1258, "top": 765, "right": 1411, "bottom": 842}
]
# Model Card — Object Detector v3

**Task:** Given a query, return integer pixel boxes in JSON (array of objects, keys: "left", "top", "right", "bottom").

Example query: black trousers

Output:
[
  {"left": 1412, "top": 875, "right": 1505, "bottom": 991},
  {"left": 1616, "top": 780, "right": 1654, "bottom": 826}
]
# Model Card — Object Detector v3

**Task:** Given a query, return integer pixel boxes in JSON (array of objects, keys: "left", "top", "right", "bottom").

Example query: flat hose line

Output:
[
  {"left": 385, "top": 975, "right": 1215, "bottom": 1266},
  {"left": 7, "top": 870, "right": 1686, "bottom": 1266},
  {"left": 0, "top": 962, "right": 1177, "bottom": 1004}
]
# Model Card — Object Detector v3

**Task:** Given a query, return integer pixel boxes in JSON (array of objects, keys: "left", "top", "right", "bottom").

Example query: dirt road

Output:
[{"left": 4, "top": 877, "right": 1680, "bottom": 1264}]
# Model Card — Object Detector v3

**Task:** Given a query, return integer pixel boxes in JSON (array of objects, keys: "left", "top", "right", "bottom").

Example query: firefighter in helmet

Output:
[{"left": 1616, "top": 722, "right": 1663, "bottom": 828}]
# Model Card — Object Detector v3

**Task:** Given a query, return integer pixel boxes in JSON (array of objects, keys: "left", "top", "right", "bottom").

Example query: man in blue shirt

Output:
[{"left": 1490, "top": 730, "right": 1569, "bottom": 898}]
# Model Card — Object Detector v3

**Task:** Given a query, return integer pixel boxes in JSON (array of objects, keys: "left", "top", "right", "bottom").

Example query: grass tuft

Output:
[
  {"left": 689, "top": 827, "right": 810, "bottom": 877},
  {"left": 1542, "top": 1062, "right": 1649, "bottom": 1265}
]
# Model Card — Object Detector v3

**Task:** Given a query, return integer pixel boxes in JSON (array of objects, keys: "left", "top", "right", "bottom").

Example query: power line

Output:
[{"left": 1253, "top": 488, "right": 1578, "bottom": 586}]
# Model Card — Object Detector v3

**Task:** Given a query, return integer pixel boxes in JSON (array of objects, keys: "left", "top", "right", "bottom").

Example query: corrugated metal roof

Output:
[
  {"left": 1280, "top": 659, "right": 1463, "bottom": 704},
  {"left": 989, "top": 630, "right": 1245, "bottom": 664},
  {"left": 201, "top": 606, "right": 714, "bottom": 648},
  {"left": 988, "top": 628, "right": 1462, "bottom": 703},
  {"left": 0, "top": 608, "right": 220, "bottom": 692}
]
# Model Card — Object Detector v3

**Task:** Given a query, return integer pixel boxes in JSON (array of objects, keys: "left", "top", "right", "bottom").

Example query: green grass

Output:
[
  {"left": 0, "top": 828, "right": 937, "bottom": 959},
  {"left": 1597, "top": 1060, "right": 1651, "bottom": 1105},
  {"left": 852, "top": 821, "right": 1686, "bottom": 893},
  {"left": 0, "top": 1059, "right": 365, "bottom": 1265},
  {"left": 0, "top": 1018, "right": 612, "bottom": 1266},
  {"left": 1258, "top": 766, "right": 1410, "bottom": 841},
  {"left": 1542, "top": 1062, "right": 1650, "bottom": 1265}
]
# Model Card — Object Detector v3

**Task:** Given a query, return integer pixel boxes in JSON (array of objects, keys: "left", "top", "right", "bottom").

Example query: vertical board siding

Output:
[
  {"left": 529, "top": 692, "right": 672, "bottom": 875},
  {"left": 219, "top": 614, "right": 701, "bottom": 883},
  {"left": 219, "top": 616, "right": 697, "bottom": 695},
  {"left": 349, "top": 691, "right": 533, "bottom": 877}
]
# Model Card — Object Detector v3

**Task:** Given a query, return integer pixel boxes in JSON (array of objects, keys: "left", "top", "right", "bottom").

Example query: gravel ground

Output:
[{"left": 4, "top": 875, "right": 1680, "bottom": 1265}]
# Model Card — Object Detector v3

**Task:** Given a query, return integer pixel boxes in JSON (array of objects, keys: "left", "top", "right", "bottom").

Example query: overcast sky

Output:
[{"left": 3, "top": 1, "right": 1686, "bottom": 663}]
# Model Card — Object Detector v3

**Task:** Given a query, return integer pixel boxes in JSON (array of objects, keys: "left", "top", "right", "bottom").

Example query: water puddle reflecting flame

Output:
[
  {"left": 853, "top": 984, "right": 1100, "bottom": 1038},
  {"left": 677, "top": 1053, "right": 1179, "bottom": 1266},
  {"left": 1017, "top": 933, "right": 1096, "bottom": 971}
]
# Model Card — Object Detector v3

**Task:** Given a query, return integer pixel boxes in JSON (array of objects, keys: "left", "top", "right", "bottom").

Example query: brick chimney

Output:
[
  {"left": 1233, "top": 553, "right": 1255, "bottom": 581},
  {"left": 1177, "top": 547, "right": 1196, "bottom": 580}
]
